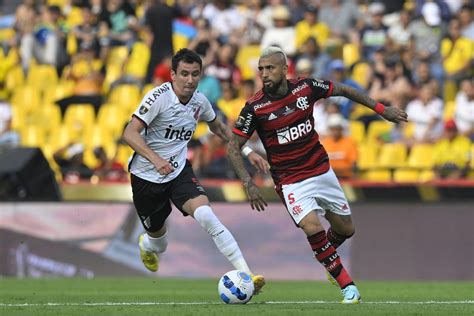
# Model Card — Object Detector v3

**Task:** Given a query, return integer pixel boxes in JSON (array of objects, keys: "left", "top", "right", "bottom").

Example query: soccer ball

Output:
[{"left": 218, "top": 270, "right": 254, "bottom": 304}]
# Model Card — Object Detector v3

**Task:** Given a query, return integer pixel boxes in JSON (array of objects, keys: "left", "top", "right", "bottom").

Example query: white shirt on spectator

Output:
[
  {"left": 454, "top": 92, "right": 474, "bottom": 134},
  {"left": 200, "top": 4, "right": 245, "bottom": 37},
  {"left": 261, "top": 26, "right": 296, "bottom": 56},
  {"left": 0, "top": 101, "right": 12, "bottom": 133},
  {"left": 406, "top": 97, "right": 444, "bottom": 141}
]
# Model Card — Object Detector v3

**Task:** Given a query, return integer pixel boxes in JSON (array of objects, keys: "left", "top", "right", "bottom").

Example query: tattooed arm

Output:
[
  {"left": 331, "top": 82, "right": 408, "bottom": 123},
  {"left": 228, "top": 133, "right": 267, "bottom": 211}
]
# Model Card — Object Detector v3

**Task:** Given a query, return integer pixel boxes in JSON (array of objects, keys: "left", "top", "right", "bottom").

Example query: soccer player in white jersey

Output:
[{"left": 122, "top": 48, "right": 266, "bottom": 293}]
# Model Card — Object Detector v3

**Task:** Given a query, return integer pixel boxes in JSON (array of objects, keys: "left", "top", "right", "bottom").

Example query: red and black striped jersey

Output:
[{"left": 232, "top": 78, "right": 334, "bottom": 185}]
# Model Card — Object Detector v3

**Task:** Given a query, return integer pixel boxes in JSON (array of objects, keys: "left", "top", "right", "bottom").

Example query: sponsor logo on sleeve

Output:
[
  {"left": 312, "top": 79, "right": 329, "bottom": 90},
  {"left": 139, "top": 105, "right": 149, "bottom": 115}
]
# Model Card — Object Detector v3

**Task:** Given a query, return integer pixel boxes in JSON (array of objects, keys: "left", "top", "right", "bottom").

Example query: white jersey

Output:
[{"left": 129, "top": 82, "right": 216, "bottom": 183}]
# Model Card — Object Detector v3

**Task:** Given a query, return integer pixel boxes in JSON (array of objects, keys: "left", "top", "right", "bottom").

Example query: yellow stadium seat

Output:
[
  {"left": 349, "top": 120, "right": 365, "bottom": 143},
  {"left": 141, "top": 83, "right": 155, "bottom": 98},
  {"left": 27, "top": 64, "right": 58, "bottom": 92},
  {"left": 66, "top": 6, "right": 84, "bottom": 27},
  {"left": 357, "top": 143, "right": 378, "bottom": 170},
  {"left": 378, "top": 143, "right": 407, "bottom": 168},
  {"left": 125, "top": 42, "right": 151, "bottom": 79},
  {"left": 393, "top": 169, "right": 420, "bottom": 182},
  {"left": 108, "top": 84, "right": 141, "bottom": 110},
  {"left": 443, "top": 101, "right": 456, "bottom": 120},
  {"left": 42, "top": 81, "right": 75, "bottom": 104},
  {"left": 407, "top": 144, "right": 435, "bottom": 169},
  {"left": 63, "top": 104, "right": 96, "bottom": 140},
  {"left": 96, "top": 104, "right": 127, "bottom": 138},
  {"left": 366, "top": 121, "right": 392, "bottom": 144},
  {"left": 351, "top": 62, "right": 370, "bottom": 89},
  {"left": 470, "top": 144, "right": 474, "bottom": 169},
  {"left": 49, "top": 124, "right": 72, "bottom": 149},
  {"left": 82, "top": 124, "right": 114, "bottom": 149},
  {"left": 10, "top": 104, "right": 25, "bottom": 131},
  {"left": 21, "top": 126, "right": 46, "bottom": 147},
  {"left": 172, "top": 33, "right": 189, "bottom": 53},
  {"left": 116, "top": 144, "right": 134, "bottom": 167},
  {"left": 28, "top": 104, "right": 62, "bottom": 137},
  {"left": 419, "top": 169, "right": 435, "bottom": 182},
  {"left": 342, "top": 43, "right": 360, "bottom": 67},
  {"left": 402, "top": 122, "right": 415, "bottom": 139},
  {"left": 66, "top": 32, "right": 78, "bottom": 56},
  {"left": 236, "top": 45, "right": 261, "bottom": 81},
  {"left": 11, "top": 86, "right": 41, "bottom": 113},
  {"left": 443, "top": 80, "right": 457, "bottom": 103},
  {"left": 4, "top": 65, "right": 25, "bottom": 94},
  {"left": 360, "top": 169, "right": 391, "bottom": 181},
  {"left": 106, "top": 46, "right": 129, "bottom": 67},
  {"left": 102, "top": 64, "right": 123, "bottom": 94}
]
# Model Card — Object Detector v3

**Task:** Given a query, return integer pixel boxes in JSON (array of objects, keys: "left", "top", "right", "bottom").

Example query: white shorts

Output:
[{"left": 279, "top": 168, "right": 351, "bottom": 224}]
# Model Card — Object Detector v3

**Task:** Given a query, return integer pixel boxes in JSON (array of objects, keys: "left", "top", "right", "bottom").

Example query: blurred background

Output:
[{"left": 0, "top": 0, "right": 473, "bottom": 281}]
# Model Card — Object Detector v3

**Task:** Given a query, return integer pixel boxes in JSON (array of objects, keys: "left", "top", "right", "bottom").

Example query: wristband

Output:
[
  {"left": 374, "top": 103, "right": 385, "bottom": 115},
  {"left": 242, "top": 146, "right": 253, "bottom": 157}
]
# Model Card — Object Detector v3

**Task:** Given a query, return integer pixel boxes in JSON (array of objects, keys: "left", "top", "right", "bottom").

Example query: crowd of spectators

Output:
[{"left": 0, "top": 0, "right": 472, "bottom": 183}]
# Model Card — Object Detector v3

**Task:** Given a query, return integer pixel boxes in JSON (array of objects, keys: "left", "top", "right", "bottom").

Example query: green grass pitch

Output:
[{"left": 1, "top": 278, "right": 473, "bottom": 315}]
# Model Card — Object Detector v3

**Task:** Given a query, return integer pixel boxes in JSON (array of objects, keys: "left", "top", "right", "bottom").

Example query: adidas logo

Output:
[{"left": 268, "top": 113, "right": 277, "bottom": 120}]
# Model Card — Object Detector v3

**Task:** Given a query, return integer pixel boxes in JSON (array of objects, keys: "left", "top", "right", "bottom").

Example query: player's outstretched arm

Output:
[
  {"left": 122, "top": 116, "right": 174, "bottom": 175},
  {"left": 228, "top": 134, "right": 268, "bottom": 212},
  {"left": 331, "top": 82, "right": 408, "bottom": 123}
]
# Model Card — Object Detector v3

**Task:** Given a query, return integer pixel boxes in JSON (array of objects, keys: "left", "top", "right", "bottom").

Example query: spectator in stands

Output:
[
  {"left": 313, "top": 100, "right": 341, "bottom": 138},
  {"left": 321, "top": 114, "right": 357, "bottom": 179},
  {"left": 260, "top": 5, "right": 296, "bottom": 56},
  {"left": 152, "top": 55, "right": 172, "bottom": 86},
  {"left": 239, "top": 0, "right": 266, "bottom": 45},
  {"left": 20, "top": 5, "right": 68, "bottom": 71},
  {"left": 359, "top": 2, "right": 389, "bottom": 60},
  {"left": 318, "top": 0, "right": 360, "bottom": 41},
  {"left": 369, "top": 57, "right": 412, "bottom": 110},
  {"left": 412, "top": 59, "right": 440, "bottom": 95},
  {"left": 72, "top": 4, "right": 101, "bottom": 59},
  {"left": 144, "top": 0, "right": 184, "bottom": 83},
  {"left": 56, "top": 53, "right": 104, "bottom": 115},
  {"left": 454, "top": 78, "right": 474, "bottom": 140},
  {"left": 297, "top": 36, "right": 331, "bottom": 79},
  {"left": 0, "top": 99, "right": 20, "bottom": 147},
  {"left": 328, "top": 59, "right": 364, "bottom": 119},
  {"left": 458, "top": 4, "right": 474, "bottom": 40},
  {"left": 194, "top": 0, "right": 245, "bottom": 42},
  {"left": 405, "top": 83, "right": 444, "bottom": 144},
  {"left": 295, "top": 58, "right": 313, "bottom": 78},
  {"left": 99, "top": 0, "right": 137, "bottom": 48},
  {"left": 188, "top": 18, "right": 219, "bottom": 66},
  {"left": 93, "top": 146, "right": 127, "bottom": 182},
  {"left": 205, "top": 42, "right": 242, "bottom": 85},
  {"left": 441, "top": 18, "right": 474, "bottom": 83},
  {"left": 433, "top": 119, "right": 471, "bottom": 179},
  {"left": 408, "top": 2, "right": 444, "bottom": 80},
  {"left": 388, "top": 9, "right": 412, "bottom": 49},
  {"left": 217, "top": 81, "right": 245, "bottom": 125},
  {"left": 255, "top": 0, "right": 285, "bottom": 30},
  {"left": 294, "top": 5, "right": 330, "bottom": 51},
  {"left": 53, "top": 143, "right": 94, "bottom": 183}
]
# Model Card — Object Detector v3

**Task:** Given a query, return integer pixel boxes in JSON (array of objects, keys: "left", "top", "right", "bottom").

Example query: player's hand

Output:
[
  {"left": 154, "top": 157, "right": 174, "bottom": 175},
  {"left": 247, "top": 151, "right": 270, "bottom": 174},
  {"left": 381, "top": 106, "right": 408, "bottom": 123},
  {"left": 244, "top": 180, "right": 267, "bottom": 212}
]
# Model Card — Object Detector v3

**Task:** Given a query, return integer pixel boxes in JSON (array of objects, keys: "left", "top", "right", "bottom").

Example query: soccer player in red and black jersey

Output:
[{"left": 228, "top": 46, "right": 408, "bottom": 304}]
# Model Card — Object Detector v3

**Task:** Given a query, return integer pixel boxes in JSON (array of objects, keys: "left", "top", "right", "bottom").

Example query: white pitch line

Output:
[{"left": 0, "top": 301, "right": 473, "bottom": 307}]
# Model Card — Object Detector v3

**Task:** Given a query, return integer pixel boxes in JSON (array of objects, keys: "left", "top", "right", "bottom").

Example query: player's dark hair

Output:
[{"left": 172, "top": 48, "right": 202, "bottom": 72}]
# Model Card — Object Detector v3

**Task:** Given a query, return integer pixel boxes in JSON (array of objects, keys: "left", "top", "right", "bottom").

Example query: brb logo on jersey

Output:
[{"left": 276, "top": 119, "right": 312, "bottom": 144}]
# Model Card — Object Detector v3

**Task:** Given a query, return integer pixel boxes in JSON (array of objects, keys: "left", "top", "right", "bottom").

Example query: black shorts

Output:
[{"left": 131, "top": 160, "right": 207, "bottom": 232}]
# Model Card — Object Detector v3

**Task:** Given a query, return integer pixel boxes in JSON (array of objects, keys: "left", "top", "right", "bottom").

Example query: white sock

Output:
[
  {"left": 143, "top": 232, "right": 168, "bottom": 254},
  {"left": 194, "top": 205, "right": 252, "bottom": 274}
]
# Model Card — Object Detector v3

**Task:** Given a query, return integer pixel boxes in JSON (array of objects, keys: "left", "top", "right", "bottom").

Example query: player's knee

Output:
[
  {"left": 338, "top": 224, "right": 355, "bottom": 238},
  {"left": 298, "top": 219, "right": 324, "bottom": 236},
  {"left": 194, "top": 205, "right": 221, "bottom": 233}
]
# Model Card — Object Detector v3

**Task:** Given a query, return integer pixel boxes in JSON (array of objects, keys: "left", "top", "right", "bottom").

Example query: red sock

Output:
[{"left": 307, "top": 231, "right": 354, "bottom": 289}]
